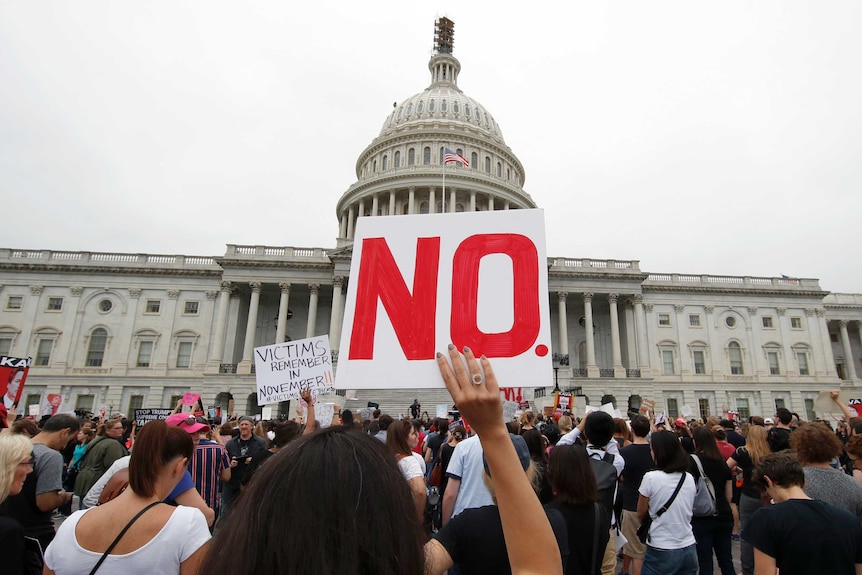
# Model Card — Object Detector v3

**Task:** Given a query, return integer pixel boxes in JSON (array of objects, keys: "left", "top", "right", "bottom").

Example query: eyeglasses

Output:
[{"left": 18, "top": 455, "right": 36, "bottom": 468}]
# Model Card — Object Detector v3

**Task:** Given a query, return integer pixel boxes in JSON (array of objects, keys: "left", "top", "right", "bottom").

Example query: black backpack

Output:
[{"left": 589, "top": 451, "right": 618, "bottom": 517}]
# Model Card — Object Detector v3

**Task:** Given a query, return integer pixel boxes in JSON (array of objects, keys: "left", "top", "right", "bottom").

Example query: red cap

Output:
[{"left": 675, "top": 417, "right": 687, "bottom": 427}]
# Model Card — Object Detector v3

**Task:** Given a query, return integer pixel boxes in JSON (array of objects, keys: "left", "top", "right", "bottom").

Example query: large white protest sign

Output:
[
  {"left": 254, "top": 335, "right": 334, "bottom": 406},
  {"left": 336, "top": 210, "right": 552, "bottom": 389}
]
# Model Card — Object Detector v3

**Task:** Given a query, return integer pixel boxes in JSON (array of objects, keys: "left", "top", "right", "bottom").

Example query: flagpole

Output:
[{"left": 442, "top": 154, "right": 446, "bottom": 213}]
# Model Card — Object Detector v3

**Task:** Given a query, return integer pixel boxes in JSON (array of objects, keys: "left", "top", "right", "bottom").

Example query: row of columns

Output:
[
  {"left": 338, "top": 188, "right": 512, "bottom": 239},
  {"left": 209, "top": 280, "right": 346, "bottom": 373},
  {"left": 556, "top": 292, "right": 649, "bottom": 377},
  {"left": 836, "top": 319, "right": 861, "bottom": 381}
]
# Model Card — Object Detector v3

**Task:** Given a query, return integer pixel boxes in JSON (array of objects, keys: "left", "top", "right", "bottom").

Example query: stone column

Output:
[
  {"left": 609, "top": 293, "right": 625, "bottom": 377},
  {"left": 339, "top": 214, "right": 348, "bottom": 238},
  {"left": 704, "top": 305, "right": 716, "bottom": 376},
  {"left": 839, "top": 319, "right": 857, "bottom": 381},
  {"left": 408, "top": 187, "right": 416, "bottom": 214},
  {"left": 503, "top": 200, "right": 510, "bottom": 210},
  {"left": 674, "top": 304, "right": 691, "bottom": 375},
  {"left": 429, "top": 187, "right": 436, "bottom": 213},
  {"left": 275, "top": 283, "right": 291, "bottom": 344},
  {"left": 488, "top": 196, "right": 495, "bottom": 211},
  {"left": 346, "top": 206, "right": 355, "bottom": 239},
  {"left": 389, "top": 191, "right": 396, "bottom": 215},
  {"left": 371, "top": 194, "right": 379, "bottom": 216},
  {"left": 328, "top": 277, "right": 344, "bottom": 349},
  {"left": 805, "top": 309, "right": 826, "bottom": 376},
  {"left": 470, "top": 190, "right": 476, "bottom": 211},
  {"left": 633, "top": 295, "right": 649, "bottom": 372},
  {"left": 449, "top": 189, "right": 456, "bottom": 213},
  {"left": 816, "top": 309, "right": 838, "bottom": 377},
  {"left": 357, "top": 199, "right": 365, "bottom": 218},
  {"left": 306, "top": 284, "right": 320, "bottom": 338},
  {"left": 557, "top": 292, "right": 569, "bottom": 357},
  {"left": 584, "top": 292, "right": 598, "bottom": 377},
  {"left": 210, "top": 281, "right": 231, "bottom": 365},
  {"left": 239, "top": 282, "right": 261, "bottom": 374}
]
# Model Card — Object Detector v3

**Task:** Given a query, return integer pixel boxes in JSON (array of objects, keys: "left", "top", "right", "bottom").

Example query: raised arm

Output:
[
  {"left": 300, "top": 388, "right": 315, "bottom": 436},
  {"left": 832, "top": 390, "right": 856, "bottom": 421},
  {"left": 435, "top": 345, "right": 562, "bottom": 575}
]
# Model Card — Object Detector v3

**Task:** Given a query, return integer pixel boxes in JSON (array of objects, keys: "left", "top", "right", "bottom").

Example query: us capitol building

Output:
[{"left": 3, "top": 19, "right": 860, "bottom": 421}]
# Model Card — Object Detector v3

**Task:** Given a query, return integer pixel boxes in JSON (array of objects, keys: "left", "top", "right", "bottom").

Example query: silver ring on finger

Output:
[{"left": 471, "top": 373, "right": 484, "bottom": 385}]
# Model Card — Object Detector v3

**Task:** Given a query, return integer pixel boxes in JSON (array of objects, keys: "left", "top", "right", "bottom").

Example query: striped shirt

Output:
[{"left": 189, "top": 439, "right": 230, "bottom": 513}]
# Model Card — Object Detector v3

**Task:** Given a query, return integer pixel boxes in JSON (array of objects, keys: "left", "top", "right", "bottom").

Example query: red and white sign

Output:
[{"left": 337, "top": 210, "right": 552, "bottom": 389}]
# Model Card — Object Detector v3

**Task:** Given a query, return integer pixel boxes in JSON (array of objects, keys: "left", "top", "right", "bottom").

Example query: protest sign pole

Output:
[{"left": 441, "top": 158, "right": 446, "bottom": 213}]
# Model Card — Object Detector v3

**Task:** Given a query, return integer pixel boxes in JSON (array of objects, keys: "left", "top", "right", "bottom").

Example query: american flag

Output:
[{"left": 443, "top": 148, "right": 469, "bottom": 167}]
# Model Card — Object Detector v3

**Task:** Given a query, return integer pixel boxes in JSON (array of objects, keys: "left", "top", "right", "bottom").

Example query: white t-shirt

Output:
[
  {"left": 398, "top": 452, "right": 426, "bottom": 481},
  {"left": 638, "top": 470, "right": 696, "bottom": 550},
  {"left": 446, "top": 435, "right": 494, "bottom": 518},
  {"left": 44, "top": 505, "right": 211, "bottom": 574}
]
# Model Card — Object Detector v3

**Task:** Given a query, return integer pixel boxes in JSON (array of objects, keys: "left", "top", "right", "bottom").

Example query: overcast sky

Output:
[{"left": 1, "top": 2, "right": 860, "bottom": 292}]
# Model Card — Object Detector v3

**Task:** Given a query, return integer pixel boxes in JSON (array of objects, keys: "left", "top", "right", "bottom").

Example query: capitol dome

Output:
[{"left": 335, "top": 18, "right": 536, "bottom": 247}]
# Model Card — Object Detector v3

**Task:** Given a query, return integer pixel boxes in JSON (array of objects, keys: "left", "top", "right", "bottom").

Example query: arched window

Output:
[
  {"left": 429, "top": 100, "right": 436, "bottom": 112},
  {"left": 87, "top": 328, "right": 108, "bottom": 367},
  {"left": 455, "top": 203, "right": 465, "bottom": 212},
  {"left": 246, "top": 393, "right": 262, "bottom": 416},
  {"left": 418, "top": 101, "right": 424, "bottom": 113},
  {"left": 423, "top": 147, "right": 431, "bottom": 165},
  {"left": 484, "top": 157, "right": 491, "bottom": 173},
  {"left": 382, "top": 155, "right": 388, "bottom": 171},
  {"left": 408, "top": 148, "right": 415, "bottom": 166},
  {"left": 394, "top": 151, "right": 401, "bottom": 168},
  {"left": 373, "top": 160, "right": 377, "bottom": 172},
  {"left": 471, "top": 152, "right": 478, "bottom": 169},
  {"left": 419, "top": 201, "right": 429, "bottom": 214},
  {"left": 439, "top": 147, "right": 445, "bottom": 164},
  {"left": 441, "top": 100, "right": 448, "bottom": 112},
  {"left": 465, "top": 103, "right": 471, "bottom": 116},
  {"left": 496, "top": 162, "right": 502, "bottom": 177},
  {"left": 453, "top": 101, "right": 460, "bottom": 114},
  {"left": 729, "top": 342, "right": 744, "bottom": 375}
]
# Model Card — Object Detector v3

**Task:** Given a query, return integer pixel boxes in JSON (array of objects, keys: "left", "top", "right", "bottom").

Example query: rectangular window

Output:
[
  {"left": 666, "top": 398, "right": 679, "bottom": 419},
  {"left": 136, "top": 341, "right": 154, "bottom": 368},
  {"left": 737, "top": 398, "right": 750, "bottom": 419},
  {"left": 25, "top": 394, "right": 41, "bottom": 412},
  {"left": 34, "top": 339, "right": 54, "bottom": 366},
  {"left": 830, "top": 333, "right": 839, "bottom": 343},
  {"left": 797, "top": 352, "right": 810, "bottom": 375},
  {"left": 698, "top": 398, "right": 710, "bottom": 419},
  {"left": 693, "top": 351, "right": 706, "bottom": 374},
  {"left": 768, "top": 352, "right": 780, "bottom": 375},
  {"left": 176, "top": 341, "right": 193, "bottom": 368},
  {"left": 662, "top": 350, "right": 675, "bottom": 374},
  {"left": 127, "top": 395, "right": 144, "bottom": 415},
  {"left": 0, "top": 338, "right": 12, "bottom": 356},
  {"left": 658, "top": 313, "right": 671, "bottom": 326},
  {"left": 75, "top": 394, "right": 95, "bottom": 411},
  {"left": 47, "top": 297, "right": 63, "bottom": 311},
  {"left": 6, "top": 296, "right": 23, "bottom": 310},
  {"left": 169, "top": 394, "right": 184, "bottom": 408},
  {"left": 790, "top": 317, "right": 802, "bottom": 329},
  {"left": 804, "top": 398, "right": 815, "bottom": 422},
  {"left": 145, "top": 300, "right": 161, "bottom": 314},
  {"left": 689, "top": 314, "right": 701, "bottom": 327},
  {"left": 775, "top": 398, "right": 786, "bottom": 411},
  {"left": 762, "top": 316, "right": 774, "bottom": 328},
  {"left": 183, "top": 301, "right": 199, "bottom": 315}
]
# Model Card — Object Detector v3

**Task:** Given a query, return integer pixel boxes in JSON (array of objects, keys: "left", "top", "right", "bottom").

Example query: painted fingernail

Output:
[
  {"left": 481, "top": 354, "right": 487, "bottom": 360},
  {"left": 463, "top": 346, "right": 471, "bottom": 354},
  {"left": 436, "top": 352, "right": 443, "bottom": 358},
  {"left": 448, "top": 343, "right": 455, "bottom": 350}
]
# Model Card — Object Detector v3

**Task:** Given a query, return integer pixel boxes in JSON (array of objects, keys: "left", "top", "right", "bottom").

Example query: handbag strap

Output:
[
  {"left": 590, "top": 501, "right": 601, "bottom": 575},
  {"left": 88, "top": 501, "right": 162, "bottom": 575},
  {"left": 655, "top": 472, "right": 687, "bottom": 518},
  {"left": 691, "top": 455, "right": 716, "bottom": 500}
]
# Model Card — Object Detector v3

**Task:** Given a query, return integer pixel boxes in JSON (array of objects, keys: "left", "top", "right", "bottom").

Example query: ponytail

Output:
[{"left": 129, "top": 420, "right": 193, "bottom": 497}]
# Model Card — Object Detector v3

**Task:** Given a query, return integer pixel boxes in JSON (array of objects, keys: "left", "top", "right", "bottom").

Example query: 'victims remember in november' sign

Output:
[
  {"left": 254, "top": 335, "right": 334, "bottom": 405},
  {"left": 336, "top": 209, "right": 553, "bottom": 390}
]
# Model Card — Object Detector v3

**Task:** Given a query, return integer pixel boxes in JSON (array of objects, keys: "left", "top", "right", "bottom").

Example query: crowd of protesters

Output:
[{"left": 3, "top": 367, "right": 862, "bottom": 573}]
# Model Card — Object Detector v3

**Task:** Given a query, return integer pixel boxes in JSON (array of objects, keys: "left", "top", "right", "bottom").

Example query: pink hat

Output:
[
  {"left": 675, "top": 417, "right": 687, "bottom": 427},
  {"left": 166, "top": 413, "right": 208, "bottom": 434}
]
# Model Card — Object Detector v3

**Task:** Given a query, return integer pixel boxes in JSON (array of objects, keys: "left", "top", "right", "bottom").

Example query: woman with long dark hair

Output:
[
  {"left": 44, "top": 420, "right": 210, "bottom": 574},
  {"left": 387, "top": 418, "right": 427, "bottom": 522},
  {"left": 545, "top": 444, "right": 611, "bottom": 575},
  {"left": 637, "top": 430, "right": 697, "bottom": 575},
  {"left": 689, "top": 426, "right": 734, "bottom": 575}
]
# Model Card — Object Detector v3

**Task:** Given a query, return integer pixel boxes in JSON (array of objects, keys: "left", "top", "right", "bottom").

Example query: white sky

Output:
[{"left": 2, "top": 2, "right": 860, "bottom": 292}]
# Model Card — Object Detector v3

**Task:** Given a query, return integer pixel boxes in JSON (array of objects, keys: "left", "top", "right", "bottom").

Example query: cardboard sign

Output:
[
  {"left": 436, "top": 404, "right": 448, "bottom": 418},
  {"left": 28, "top": 404, "right": 39, "bottom": 417},
  {"left": 681, "top": 405, "right": 693, "bottom": 418},
  {"left": 133, "top": 408, "right": 174, "bottom": 427},
  {"left": 640, "top": 399, "right": 655, "bottom": 414},
  {"left": 261, "top": 406, "right": 272, "bottom": 420},
  {"left": 503, "top": 400, "right": 519, "bottom": 422},
  {"left": 0, "top": 356, "right": 31, "bottom": 410},
  {"left": 41, "top": 394, "right": 65, "bottom": 417},
  {"left": 359, "top": 407, "right": 374, "bottom": 421},
  {"left": 182, "top": 392, "right": 200, "bottom": 407},
  {"left": 254, "top": 335, "right": 334, "bottom": 405},
  {"left": 303, "top": 403, "right": 335, "bottom": 429},
  {"left": 336, "top": 210, "right": 552, "bottom": 389}
]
